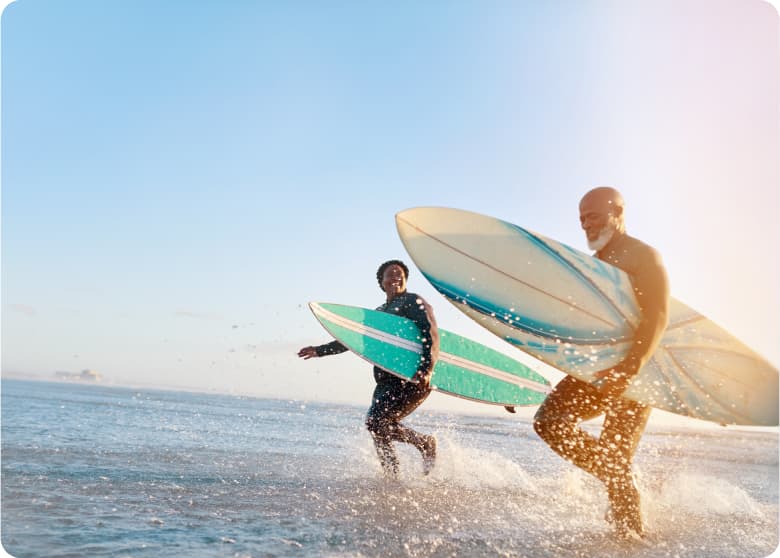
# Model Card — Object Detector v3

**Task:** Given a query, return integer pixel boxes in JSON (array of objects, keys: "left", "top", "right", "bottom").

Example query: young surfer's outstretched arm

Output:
[{"left": 297, "top": 340, "right": 348, "bottom": 359}]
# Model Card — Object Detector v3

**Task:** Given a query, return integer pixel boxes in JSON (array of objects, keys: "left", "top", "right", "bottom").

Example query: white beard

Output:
[{"left": 587, "top": 226, "right": 615, "bottom": 252}]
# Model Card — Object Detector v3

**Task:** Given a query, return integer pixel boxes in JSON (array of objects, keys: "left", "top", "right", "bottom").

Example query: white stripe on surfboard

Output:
[{"left": 311, "top": 303, "right": 551, "bottom": 394}]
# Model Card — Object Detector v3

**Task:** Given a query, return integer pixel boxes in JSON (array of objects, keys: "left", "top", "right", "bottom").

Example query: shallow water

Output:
[{"left": 1, "top": 379, "right": 777, "bottom": 557}]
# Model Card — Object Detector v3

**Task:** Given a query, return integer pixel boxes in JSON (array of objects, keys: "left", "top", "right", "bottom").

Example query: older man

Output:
[{"left": 534, "top": 187, "right": 670, "bottom": 537}]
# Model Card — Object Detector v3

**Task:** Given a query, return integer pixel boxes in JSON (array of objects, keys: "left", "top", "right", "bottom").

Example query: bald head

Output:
[
  {"left": 579, "top": 187, "right": 625, "bottom": 215},
  {"left": 579, "top": 186, "right": 626, "bottom": 250}
]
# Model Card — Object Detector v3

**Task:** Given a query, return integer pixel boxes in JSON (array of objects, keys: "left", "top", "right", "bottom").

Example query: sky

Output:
[{"left": 2, "top": 0, "right": 778, "bottom": 425}]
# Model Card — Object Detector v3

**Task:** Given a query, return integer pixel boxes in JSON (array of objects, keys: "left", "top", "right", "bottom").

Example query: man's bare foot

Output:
[{"left": 606, "top": 474, "right": 644, "bottom": 538}]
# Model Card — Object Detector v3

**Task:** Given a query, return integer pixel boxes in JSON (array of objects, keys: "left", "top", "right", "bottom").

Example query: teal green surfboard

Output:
[{"left": 309, "top": 302, "right": 551, "bottom": 406}]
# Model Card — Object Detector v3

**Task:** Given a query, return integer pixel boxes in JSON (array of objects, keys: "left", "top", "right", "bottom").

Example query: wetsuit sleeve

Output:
[
  {"left": 402, "top": 295, "right": 440, "bottom": 377},
  {"left": 624, "top": 246, "right": 670, "bottom": 374},
  {"left": 315, "top": 340, "right": 348, "bottom": 357}
]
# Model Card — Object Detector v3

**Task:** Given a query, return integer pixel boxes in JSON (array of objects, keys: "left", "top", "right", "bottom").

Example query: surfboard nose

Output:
[{"left": 395, "top": 207, "right": 445, "bottom": 235}]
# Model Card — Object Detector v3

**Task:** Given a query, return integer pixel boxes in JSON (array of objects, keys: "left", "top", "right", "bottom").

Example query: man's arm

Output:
[
  {"left": 623, "top": 246, "right": 670, "bottom": 373},
  {"left": 595, "top": 246, "right": 669, "bottom": 397}
]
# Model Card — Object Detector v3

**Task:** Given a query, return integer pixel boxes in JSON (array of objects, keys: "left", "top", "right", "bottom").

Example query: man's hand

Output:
[
  {"left": 297, "top": 346, "right": 318, "bottom": 360},
  {"left": 593, "top": 364, "right": 636, "bottom": 400}
]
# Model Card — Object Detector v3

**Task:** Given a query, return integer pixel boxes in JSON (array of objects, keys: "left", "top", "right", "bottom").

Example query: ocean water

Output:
[{"left": 1, "top": 379, "right": 777, "bottom": 558}]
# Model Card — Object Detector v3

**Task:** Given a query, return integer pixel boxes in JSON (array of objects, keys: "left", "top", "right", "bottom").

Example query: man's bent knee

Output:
[
  {"left": 533, "top": 407, "right": 557, "bottom": 443},
  {"left": 534, "top": 401, "right": 582, "bottom": 445}
]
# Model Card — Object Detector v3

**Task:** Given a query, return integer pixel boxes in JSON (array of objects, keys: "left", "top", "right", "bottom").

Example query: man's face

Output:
[
  {"left": 579, "top": 196, "right": 618, "bottom": 250},
  {"left": 381, "top": 264, "right": 407, "bottom": 295}
]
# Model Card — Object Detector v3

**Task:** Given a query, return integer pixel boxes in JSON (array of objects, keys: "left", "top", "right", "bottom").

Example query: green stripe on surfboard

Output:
[{"left": 309, "top": 302, "right": 550, "bottom": 406}]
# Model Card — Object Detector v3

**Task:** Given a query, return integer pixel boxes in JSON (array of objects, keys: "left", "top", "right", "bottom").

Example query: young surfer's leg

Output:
[
  {"left": 388, "top": 380, "right": 436, "bottom": 474},
  {"left": 366, "top": 383, "right": 401, "bottom": 477},
  {"left": 366, "top": 380, "right": 435, "bottom": 475}
]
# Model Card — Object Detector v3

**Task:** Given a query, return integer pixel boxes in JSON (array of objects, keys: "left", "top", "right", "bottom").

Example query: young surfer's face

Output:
[{"left": 381, "top": 264, "right": 407, "bottom": 296}]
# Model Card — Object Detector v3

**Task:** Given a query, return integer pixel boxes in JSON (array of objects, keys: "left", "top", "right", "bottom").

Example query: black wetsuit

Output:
[{"left": 315, "top": 292, "right": 439, "bottom": 476}]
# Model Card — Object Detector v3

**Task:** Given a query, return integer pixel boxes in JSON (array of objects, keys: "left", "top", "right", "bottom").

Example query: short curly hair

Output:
[{"left": 376, "top": 259, "right": 409, "bottom": 289}]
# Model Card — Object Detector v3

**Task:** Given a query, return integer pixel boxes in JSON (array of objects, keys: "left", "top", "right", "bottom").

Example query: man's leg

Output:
[
  {"left": 601, "top": 398, "right": 651, "bottom": 536},
  {"left": 535, "top": 375, "right": 652, "bottom": 536},
  {"left": 533, "top": 375, "right": 610, "bottom": 482}
]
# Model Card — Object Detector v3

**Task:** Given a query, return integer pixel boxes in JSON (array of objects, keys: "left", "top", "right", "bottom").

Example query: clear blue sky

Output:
[{"left": 2, "top": 0, "right": 778, "bottom": 421}]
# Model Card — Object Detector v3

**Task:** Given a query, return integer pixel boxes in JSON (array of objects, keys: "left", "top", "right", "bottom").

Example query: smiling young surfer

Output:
[{"left": 298, "top": 260, "right": 439, "bottom": 478}]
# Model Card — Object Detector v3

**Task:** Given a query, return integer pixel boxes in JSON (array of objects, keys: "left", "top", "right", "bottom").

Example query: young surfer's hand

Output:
[
  {"left": 297, "top": 346, "right": 318, "bottom": 359},
  {"left": 412, "top": 370, "right": 432, "bottom": 387}
]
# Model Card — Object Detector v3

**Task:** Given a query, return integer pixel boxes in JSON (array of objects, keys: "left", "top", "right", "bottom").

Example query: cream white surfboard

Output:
[{"left": 396, "top": 206, "right": 778, "bottom": 426}]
